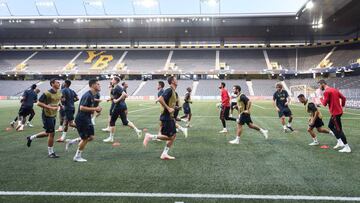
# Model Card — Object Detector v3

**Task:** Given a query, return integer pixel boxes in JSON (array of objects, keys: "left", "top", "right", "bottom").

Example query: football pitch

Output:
[{"left": 0, "top": 100, "right": 360, "bottom": 203}]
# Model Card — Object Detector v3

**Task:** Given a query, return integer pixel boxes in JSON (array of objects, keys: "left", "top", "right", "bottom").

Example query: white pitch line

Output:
[
  {"left": 343, "top": 111, "right": 360, "bottom": 116},
  {"left": 0, "top": 191, "right": 359, "bottom": 201},
  {"left": 252, "top": 103, "right": 268, "bottom": 109},
  {"left": 127, "top": 106, "right": 159, "bottom": 113}
]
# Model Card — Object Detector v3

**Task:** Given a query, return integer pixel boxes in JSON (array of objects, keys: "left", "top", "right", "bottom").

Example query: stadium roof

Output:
[
  {"left": 0, "top": 0, "right": 359, "bottom": 44},
  {"left": 0, "top": 0, "right": 307, "bottom": 17}
]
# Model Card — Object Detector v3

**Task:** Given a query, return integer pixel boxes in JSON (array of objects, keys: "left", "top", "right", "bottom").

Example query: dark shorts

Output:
[
  {"left": 75, "top": 118, "right": 94, "bottom": 139},
  {"left": 309, "top": 117, "right": 324, "bottom": 129},
  {"left": 64, "top": 109, "right": 75, "bottom": 121},
  {"left": 18, "top": 107, "right": 33, "bottom": 117},
  {"left": 110, "top": 108, "right": 128, "bottom": 126},
  {"left": 237, "top": 113, "right": 253, "bottom": 125},
  {"left": 161, "top": 119, "right": 177, "bottom": 137},
  {"left": 183, "top": 103, "right": 191, "bottom": 115},
  {"left": 42, "top": 114, "right": 56, "bottom": 133},
  {"left": 220, "top": 106, "right": 231, "bottom": 120},
  {"left": 231, "top": 102, "right": 238, "bottom": 110},
  {"left": 278, "top": 107, "right": 292, "bottom": 118},
  {"left": 109, "top": 103, "right": 115, "bottom": 116}
]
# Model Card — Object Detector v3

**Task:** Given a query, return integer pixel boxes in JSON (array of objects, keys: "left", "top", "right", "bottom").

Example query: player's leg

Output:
[
  {"left": 143, "top": 120, "right": 177, "bottom": 159},
  {"left": 26, "top": 109, "right": 35, "bottom": 127},
  {"left": 328, "top": 116, "right": 345, "bottom": 149},
  {"left": 73, "top": 124, "right": 94, "bottom": 162},
  {"left": 175, "top": 122, "right": 188, "bottom": 138},
  {"left": 103, "top": 111, "right": 118, "bottom": 142},
  {"left": 229, "top": 123, "right": 243, "bottom": 144},
  {"left": 315, "top": 117, "right": 335, "bottom": 137},
  {"left": 285, "top": 108, "right": 294, "bottom": 131},
  {"left": 247, "top": 121, "right": 268, "bottom": 139},
  {"left": 26, "top": 131, "right": 48, "bottom": 147},
  {"left": 334, "top": 115, "right": 351, "bottom": 153},
  {"left": 224, "top": 107, "right": 236, "bottom": 121},
  {"left": 120, "top": 109, "right": 142, "bottom": 138},
  {"left": 219, "top": 106, "right": 228, "bottom": 133},
  {"left": 59, "top": 109, "right": 65, "bottom": 132},
  {"left": 280, "top": 116, "right": 287, "bottom": 132},
  {"left": 308, "top": 126, "right": 319, "bottom": 146},
  {"left": 47, "top": 118, "right": 59, "bottom": 158},
  {"left": 102, "top": 104, "right": 114, "bottom": 132}
]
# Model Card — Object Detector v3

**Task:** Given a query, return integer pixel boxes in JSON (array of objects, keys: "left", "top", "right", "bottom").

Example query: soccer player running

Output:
[
  {"left": 26, "top": 79, "right": 62, "bottom": 158},
  {"left": 103, "top": 77, "right": 142, "bottom": 143},
  {"left": 57, "top": 80, "right": 79, "bottom": 142},
  {"left": 219, "top": 82, "right": 236, "bottom": 133},
  {"left": 143, "top": 76, "right": 179, "bottom": 160},
  {"left": 297, "top": 94, "right": 335, "bottom": 146},
  {"left": 65, "top": 79, "right": 102, "bottom": 162},
  {"left": 273, "top": 83, "right": 294, "bottom": 132},
  {"left": 318, "top": 80, "right": 351, "bottom": 153},
  {"left": 156, "top": 81, "right": 188, "bottom": 138},
  {"left": 180, "top": 87, "right": 192, "bottom": 127},
  {"left": 11, "top": 84, "right": 39, "bottom": 131},
  {"left": 229, "top": 85, "right": 268, "bottom": 144}
]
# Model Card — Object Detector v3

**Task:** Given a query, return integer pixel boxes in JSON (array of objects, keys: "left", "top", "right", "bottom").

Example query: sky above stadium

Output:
[{"left": 0, "top": 0, "right": 307, "bottom": 16}]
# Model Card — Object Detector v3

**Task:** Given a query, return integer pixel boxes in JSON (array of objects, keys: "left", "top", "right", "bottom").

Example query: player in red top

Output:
[
  {"left": 218, "top": 82, "right": 236, "bottom": 133},
  {"left": 319, "top": 80, "right": 351, "bottom": 153}
]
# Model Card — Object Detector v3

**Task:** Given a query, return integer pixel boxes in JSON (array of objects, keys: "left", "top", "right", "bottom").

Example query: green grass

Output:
[{"left": 0, "top": 100, "right": 360, "bottom": 203}]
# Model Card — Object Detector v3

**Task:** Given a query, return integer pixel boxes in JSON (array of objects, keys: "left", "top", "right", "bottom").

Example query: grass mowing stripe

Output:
[{"left": 0, "top": 191, "right": 360, "bottom": 201}]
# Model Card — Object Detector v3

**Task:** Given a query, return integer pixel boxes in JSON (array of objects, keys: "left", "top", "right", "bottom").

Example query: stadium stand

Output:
[
  {"left": 26, "top": 51, "right": 79, "bottom": 72},
  {"left": 195, "top": 80, "right": 249, "bottom": 96},
  {"left": 326, "top": 75, "right": 360, "bottom": 89},
  {"left": 297, "top": 47, "right": 332, "bottom": 70},
  {"left": 0, "top": 80, "right": 38, "bottom": 96},
  {"left": 220, "top": 50, "right": 267, "bottom": 71},
  {"left": 267, "top": 49, "right": 296, "bottom": 70},
  {"left": 251, "top": 79, "right": 280, "bottom": 96},
  {"left": 0, "top": 51, "right": 35, "bottom": 72},
  {"left": 124, "top": 51, "right": 169, "bottom": 72},
  {"left": 171, "top": 50, "right": 216, "bottom": 72},
  {"left": 285, "top": 78, "right": 318, "bottom": 88},
  {"left": 74, "top": 51, "right": 124, "bottom": 71},
  {"left": 329, "top": 43, "right": 360, "bottom": 67}
]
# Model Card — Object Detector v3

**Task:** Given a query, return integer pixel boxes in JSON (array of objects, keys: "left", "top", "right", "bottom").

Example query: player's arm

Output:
[
  {"left": 244, "top": 100, "right": 252, "bottom": 114},
  {"left": 285, "top": 96, "right": 291, "bottom": 106},
  {"left": 186, "top": 94, "right": 192, "bottom": 104},
  {"left": 79, "top": 96, "right": 101, "bottom": 112},
  {"left": 320, "top": 91, "right": 329, "bottom": 106},
  {"left": 20, "top": 91, "right": 27, "bottom": 103},
  {"left": 80, "top": 105, "right": 101, "bottom": 113},
  {"left": 113, "top": 92, "right": 127, "bottom": 103},
  {"left": 158, "top": 96, "right": 174, "bottom": 113},
  {"left": 37, "top": 101, "right": 58, "bottom": 110},
  {"left": 94, "top": 98, "right": 102, "bottom": 102},
  {"left": 273, "top": 100, "right": 280, "bottom": 112},
  {"left": 74, "top": 92, "right": 79, "bottom": 102},
  {"left": 309, "top": 111, "right": 318, "bottom": 125},
  {"left": 339, "top": 92, "right": 346, "bottom": 107}
]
